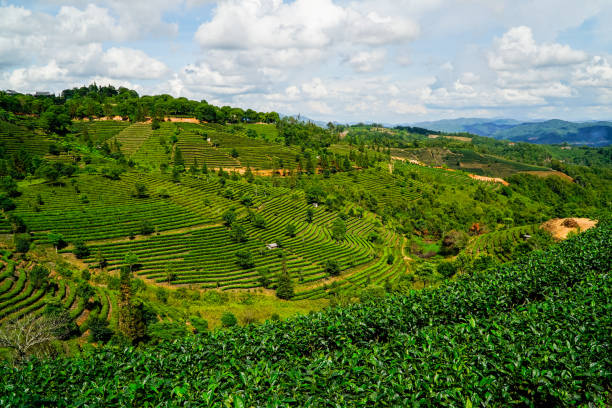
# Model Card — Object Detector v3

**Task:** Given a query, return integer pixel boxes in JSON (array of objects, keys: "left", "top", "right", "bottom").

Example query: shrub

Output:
[
  {"left": 386, "top": 254, "right": 394, "bottom": 265},
  {"left": 436, "top": 261, "right": 457, "bottom": 278},
  {"left": 220, "top": 312, "right": 237, "bottom": 327},
  {"left": 190, "top": 316, "right": 208, "bottom": 334},
  {"left": 148, "top": 322, "right": 189, "bottom": 343},
  {"left": 89, "top": 318, "right": 113, "bottom": 343}
]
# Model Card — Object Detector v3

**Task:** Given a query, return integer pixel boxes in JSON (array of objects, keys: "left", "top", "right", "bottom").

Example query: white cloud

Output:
[
  {"left": 3, "top": 61, "right": 69, "bottom": 90},
  {"left": 388, "top": 100, "right": 427, "bottom": 115},
  {"left": 103, "top": 48, "right": 169, "bottom": 79},
  {"left": 347, "top": 50, "right": 386, "bottom": 73},
  {"left": 301, "top": 78, "right": 328, "bottom": 99},
  {"left": 195, "top": 0, "right": 418, "bottom": 50},
  {"left": 488, "top": 26, "right": 587, "bottom": 70},
  {"left": 573, "top": 56, "right": 612, "bottom": 87}
]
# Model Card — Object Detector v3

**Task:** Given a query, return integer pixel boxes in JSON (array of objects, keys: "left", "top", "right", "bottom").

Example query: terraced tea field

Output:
[
  {"left": 465, "top": 224, "right": 538, "bottom": 262},
  {"left": 71, "top": 120, "right": 130, "bottom": 144},
  {"left": 0, "top": 251, "right": 118, "bottom": 334},
  {"left": 0, "top": 121, "right": 51, "bottom": 156}
]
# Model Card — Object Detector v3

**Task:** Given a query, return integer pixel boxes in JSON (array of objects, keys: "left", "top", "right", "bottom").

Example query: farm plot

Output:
[
  {"left": 112, "top": 123, "right": 153, "bottom": 156},
  {"left": 71, "top": 121, "right": 130, "bottom": 144},
  {"left": 0, "top": 259, "right": 116, "bottom": 334},
  {"left": 14, "top": 173, "right": 212, "bottom": 242},
  {"left": 0, "top": 120, "right": 51, "bottom": 156},
  {"left": 465, "top": 224, "right": 538, "bottom": 262}
]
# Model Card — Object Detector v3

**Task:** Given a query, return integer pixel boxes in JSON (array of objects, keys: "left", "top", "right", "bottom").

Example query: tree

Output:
[
  {"left": 258, "top": 268, "right": 271, "bottom": 288},
  {"left": 47, "top": 232, "right": 67, "bottom": 252},
  {"left": 139, "top": 220, "right": 154, "bottom": 235},
  {"left": 201, "top": 162, "right": 208, "bottom": 174},
  {"left": 0, "top": 176, "right": 19, "bottom": 197},
  {"left": 386, "top": 254, "right": 394, "bottom": 265},
  {"left": 331, "top": 218, "right": 346, "bottom": 241},
  {"left": 124, "top": 251, "right": 140, "bottom": 273},
  {"left": 441, "top": 230, "right": 469, "bottom": 255},
  {"left": 305, "top": 208, "right": 314, "bottom": 223},
  {"left": 165, "top": 267, "right": 177, "bottom": 283},
  {"left": 96, "top": 249, "right": 108, "bottom": 269},
  {"left": 75, "top": 282, "right": 95, "bottom": 304},
  {"left": 73, "top": 240, "right": 90, "bottom": 259},
  {"left": 118, "top": 266, "right": 146, "bottom": 343},
  {"left": 235, "top": 249, "right": 254, "bottom": 269},
  {"left": 305, "top": 185, "right": 325, "bottom": 204},
  {"left": 275, "top": 272, "right": 294, "bottom": 300},
  {"left": 437, "top": 261, "right": 457, "bottom": 278},
  {"left": 229, "top": 223, "right": 247, "bottom": 242},
  {"left": 30, "top": 265, "right": 50, "bottom": 289},
  {"left": 252, "top": 213, "right": 266, "bottom": 229},
  {"left": 8, "top": 214, "right": 27, "bottom": 233},
  {"left": 230, "top": 147, "right": 239, "bottom": 158},
  {"left": 0, "top": 193, "right": 15, "bottom": 211},
  {"left": 173, "top": 146, "right": 185, "bottom": 167},
  {"left": 285, "top": 223, "right": 297, "bottom": 237},
  {"left": 133, "top": 183, "right": 149, "bottom": 198},
  {"left": 14, "top": 234, "right": 31, "bottom": 253},
  {"left": 171, "top": 166, "right": 181, "bottom": 183},
  {"left": 89, "top": 317, "right": 113, "bottom": 343},
  {"left": 189, "top": 158, "right": 199, "bottom": 174},
  {"left": 240, "top": 194, "right": 253, "bottom": 207},
  {"left": 0, "top": 314, "right": 69, "bottom": 365},
  {"left": 324, "top": 260, "right": 341, "bottom": 276},
  {"left": 222, "top": 208, "right": 237, "bottom": 226}
]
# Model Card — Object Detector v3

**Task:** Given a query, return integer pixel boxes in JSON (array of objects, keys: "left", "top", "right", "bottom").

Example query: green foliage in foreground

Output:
[{"left": 1, "top": 224, "right": 610, "bottom": 406}]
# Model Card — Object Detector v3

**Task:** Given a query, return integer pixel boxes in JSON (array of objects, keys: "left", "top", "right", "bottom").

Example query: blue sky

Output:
[{"left": 1, "top": 0, "right": 611, "bottom": 123}]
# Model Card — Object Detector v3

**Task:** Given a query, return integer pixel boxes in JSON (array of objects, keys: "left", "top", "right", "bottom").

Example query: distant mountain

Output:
[
  {"left": 414, "top": 118, "right": 521, "bottom": 135},
  {"left": 414, "top": 118, "right": 612, "bottom": 147},
  {"left": 492, "top": 120, "right": 612, "bottom": 147}
]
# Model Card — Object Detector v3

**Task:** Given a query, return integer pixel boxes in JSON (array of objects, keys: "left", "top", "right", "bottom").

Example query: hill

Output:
[
  {"left": 414, "top": 118, "right": 521, "bottom": 134},
  {"left": 0, "top": 85, "right": 610, "bottom": 402},
  {"left": 1, "top": 222, "right": 609, "bottom": 406},
  {"left": 414, "top": 118, "right": 612, "bottom": 147}
]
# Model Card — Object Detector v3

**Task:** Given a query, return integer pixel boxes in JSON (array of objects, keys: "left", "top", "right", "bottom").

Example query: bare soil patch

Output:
[
  {"left": 540, "top": 218, "right": 598, "bottom": 240},
  {"left": 468, "top": 174, "right": 509, "bottom": 186},
  {"left": 521, "top": 170, "right": 574, "bottom": 182}
]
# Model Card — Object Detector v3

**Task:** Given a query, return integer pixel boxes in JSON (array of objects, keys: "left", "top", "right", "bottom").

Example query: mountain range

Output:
[{"left": 414, "top": 118, "right": 612, "bottom": 147}]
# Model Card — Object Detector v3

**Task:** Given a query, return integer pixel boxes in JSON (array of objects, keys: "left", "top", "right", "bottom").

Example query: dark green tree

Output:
[{"left": 73, "top": 240, "right": 90, "bottom": 259}]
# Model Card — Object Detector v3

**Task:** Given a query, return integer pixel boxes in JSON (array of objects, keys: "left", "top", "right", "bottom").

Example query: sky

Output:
[{"left": 1, "top": 0, "right": 611, "bottom": 124}]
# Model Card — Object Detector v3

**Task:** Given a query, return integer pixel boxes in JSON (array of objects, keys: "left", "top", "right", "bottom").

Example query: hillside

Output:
[
  {"left": 1, "top": 223, "right": 609, "bottom": 406},
  {"left": 0, "top": 86, "right": 610, "bottom": 406}
]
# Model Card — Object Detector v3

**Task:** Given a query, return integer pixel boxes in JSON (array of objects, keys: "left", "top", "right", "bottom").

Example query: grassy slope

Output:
[{"left": 0, "top": 222, "right": 609, "bottom": 406}]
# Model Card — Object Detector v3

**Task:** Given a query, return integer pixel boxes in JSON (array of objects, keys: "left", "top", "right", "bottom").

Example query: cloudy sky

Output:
[{"left": 1, "top": 0, "right": 611, "bottom": 123}]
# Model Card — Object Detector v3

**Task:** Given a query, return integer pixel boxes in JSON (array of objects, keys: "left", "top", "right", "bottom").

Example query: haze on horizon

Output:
[{"left": 1, "top": 0, "right": 611, "bottom": 124}]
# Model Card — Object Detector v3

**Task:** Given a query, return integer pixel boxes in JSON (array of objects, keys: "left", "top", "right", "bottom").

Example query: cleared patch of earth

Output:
[
  {"left": 520, "top": 170, "right": 574, "bottom": 182},
  {"left": 540, "top": 218, "right": 598, "bottom": 240}
]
